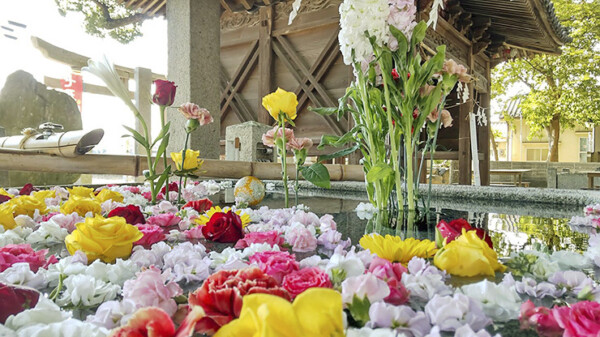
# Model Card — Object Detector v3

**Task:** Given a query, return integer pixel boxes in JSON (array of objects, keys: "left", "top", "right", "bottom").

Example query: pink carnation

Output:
[
  {"left": 249, "top": 251, "right": 299, "bottom": 284},
  {"left": 282, "top": 267, "right": 332, "bottom": 298},
  {"left": 184, "top": 226, "right": 204, "bottom": 240},
  {"left": 0, "top": 244, "right": 58, "bottom": 273},
  {"left": 122, "top": 266, "right": 183, "bottom": 316},
  {"left": 262, "top": 127, "right": 294, "bottom": 148},
  {"left": 285, "top": 224, "right": 317, "bottom": 252},
  {"left": 553, "top": 301, "right": 600, "bottom": 337},
  {"left": 179, "top": 103, "right": 213, "bottom": 125},
  {"left": 122, "top": 186, "right": 141, "bottom": 194},
  {"left": 147, "top": 213, "right": 182, "bottom": 227},
  {"left": 134, "top": 224, "right": 166, "bottom": 246},
  {"left": 519, "top": 300, "right": 562, "bottom": 337},
  {"left": 234, "top": 230, "right": 285, "bottom": 249}
]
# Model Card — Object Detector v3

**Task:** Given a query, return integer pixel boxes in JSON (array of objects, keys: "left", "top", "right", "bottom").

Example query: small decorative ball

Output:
[{"left": 234, "top": 176, "right": 265, "bottom": 206}]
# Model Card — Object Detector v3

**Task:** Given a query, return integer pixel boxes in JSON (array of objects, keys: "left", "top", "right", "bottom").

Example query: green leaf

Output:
[
  {"left": 318, "top": 126, "right": 360, "bottom": 149},
  {"left": 152, "top": 121, "right": 171, "bottom": 147},
  {"left": 122, "top": 125, "right": 149, "bottom": 149},
  {"left": 317, "top": 144, "right": 360, "bottom": 163},
  {"left": 410, "top": 21, "right": 428, "bottom": 48},
  {"left": 154, "top": 166, "right": 171, "bottom": 193},
  {"left": 389, "top": 25, "right": 408, "bottom": 56},
  {"left": 366, "top": 162, "right": 394, "bottom": 183},
  {"left": 152, "top": 133, "right": 170, "bottom": 172},
  {"left": 300, "top": 163, "right": 331, "bottom": 189},
  {"left": 310, "top": 107, "right": 340, "bottom": 116},
  {"left": 435, "top": 226, "right": 444, "bottom": 248}
]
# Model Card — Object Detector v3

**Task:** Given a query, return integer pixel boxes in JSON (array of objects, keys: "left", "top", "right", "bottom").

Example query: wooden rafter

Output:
[
  {"left": 220, "top": 65, "right": 256, "bottom": 122},
  {"left": 220, "top": 41, "right": 260, "bottom": 120}
]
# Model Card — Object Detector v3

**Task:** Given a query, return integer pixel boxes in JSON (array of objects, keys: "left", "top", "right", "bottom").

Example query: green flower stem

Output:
[
  {"left": 405, "top": 130, "right": 415, "bottom": 211},
  {"left": 379, "top": 60, "right": 404, "bottom": 213},
  {"left": 177, "top": 132, "right": 191, "bottom": 206},
  {"left": 278, "top": 114, "right": 290, "bottom": 208},
  {"left": 159, "top": 106, "right": 170, "bottom": 201},
  {"left": 427, "top": 115, "right": 443, "bottom": 211},
  {"left": 294, "top": 163, "right": 300, "bottom": 206}
]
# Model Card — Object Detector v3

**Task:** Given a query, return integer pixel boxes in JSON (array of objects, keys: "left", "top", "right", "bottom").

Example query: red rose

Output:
[
  {"left": 19, "top": 183, "right": 36, "bottom": 196},
  {"left": 108, "top": 205, "right": 146, "bottom": 225},
  {"left": 153, "top": 79, "right": 177, "bottom": 106},
  {"left": 0, "top": 195, "right": 11, "bottom": 204},
  {"left": 0, "top": 283, "right": 40, "bottom": 324},
  {"left": 436, "top": 218, "right": 493, "bottom": 248},
  {"left": 201, "top": 211, "right": 244, "bottom": 243},
  {"left": 188, "top": 267, "right": 291, "bottom": 334},
  {"left": 282, "top": 267, "right": 332, "bottom": 298},
  {"left": 183, "top": 198, "right": 213, "bottom": 213},
  {"left": 160, "top": 182, "right": 178, "bottom": 195}
]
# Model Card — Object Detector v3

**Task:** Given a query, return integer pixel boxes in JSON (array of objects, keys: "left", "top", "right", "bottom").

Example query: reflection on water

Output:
[{"left": 222, "top": 190, "right": 591, "bottom": 258}]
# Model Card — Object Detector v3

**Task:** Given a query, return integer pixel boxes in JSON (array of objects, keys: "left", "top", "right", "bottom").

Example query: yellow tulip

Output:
[
  {"left": 94, "top": 189, "right": 124, "bottom": 204},
  {"left": 61, "top": 196, "right": 102, "bottom": 216},
  {"left": 0, "top": 203, "right": 17, "bottom": 230},
  {"left": 65, "top": 215, "right": 143, "bottom": 263},
  {"left": 171, "top": 149, "right": 201, "bottom": 171},
  {"left": 262, "top": 88, "right": 298, "bottom": 121},
  {"left": 68, "top": 186, "right": 95, "bottom": 198},
  {"left": 359, "top": 233, "right": 437, "bottom": 264},
  {"left": 434, "top": 229, "right": 506, "bottom": 277},
  {"left": 215, "top": 288, "right": 344, "bottom": 337},
  {"left": 9, "top": 195, "right": 47, "bottom": 217}
]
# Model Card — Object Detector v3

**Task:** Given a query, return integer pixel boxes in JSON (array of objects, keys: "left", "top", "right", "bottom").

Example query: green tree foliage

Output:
[
  {"left": 492, "top": 0, "right": 600, "bottom": 161},
  {"left": 54, "top": 0, "right": 151, "bottom": 43}
]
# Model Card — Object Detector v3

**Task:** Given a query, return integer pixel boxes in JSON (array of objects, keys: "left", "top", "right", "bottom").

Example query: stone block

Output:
[
  {"left": 225, "top": 121, "right": 274, "bottom": 162},
  {"left": 557, "top": 172, "right": 588, "bottom": 189}
]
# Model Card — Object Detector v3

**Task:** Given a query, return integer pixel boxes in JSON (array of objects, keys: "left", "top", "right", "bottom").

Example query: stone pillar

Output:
[
  {"left": 225, "top": 121, "right": 274, "bottom": 162},
  {"left": 134, "top": 67, "right": 152, "bottom": 155},
  {"left": 167, "top": 0, "right": 221, "bottom": 158},
  {"left": 0, "top": 126, "right": 7, "bottom": 187}
]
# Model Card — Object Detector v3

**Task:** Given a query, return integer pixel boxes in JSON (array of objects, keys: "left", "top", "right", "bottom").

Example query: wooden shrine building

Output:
[{"left": 120, "top": 0, "right": 569, "bottom": 185}]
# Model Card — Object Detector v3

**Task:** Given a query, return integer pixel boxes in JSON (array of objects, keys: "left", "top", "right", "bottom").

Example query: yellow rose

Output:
[
  {"left": 32, "top": 190, "right": 55, "bottom": 202},
  {"left": 9, "top": 195, "right": 47, "bottom": 217},
  {"left": 0, "top": 204, "right": 17, "bottom": 230},
  {"left": 61, "top": 196, "right": 102, "bottom": 216},
  {"left": 65, "top": 215, "right": 143, "bottom": 263},
  {"left": 434, "top": 229, "right": 506, "bottom": 277},
  {"left": 68, "top": 186, "right": 95, "bottom": 198},
  {"left": 171, "top": 149, "right": 201, "bottom": 171},
  {"left": 0, "top": 188, "right": 14, "bottom": 198},
  {"left": 94, "top": 189, "right": 124, "bottom": 204},
  {"left": 262, "top": 88, "right": 298, "bottom": 121},
  {"left": 359, "top": 233, "right": 437, "bottom": 264},
  {"left": 215, "top": 288, "right": 344, "bottom": 337}
]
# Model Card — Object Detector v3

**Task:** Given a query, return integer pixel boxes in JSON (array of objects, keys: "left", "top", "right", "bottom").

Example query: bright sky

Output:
[{"left": 0, "top": 0, "right": 167, "bottom": 154}]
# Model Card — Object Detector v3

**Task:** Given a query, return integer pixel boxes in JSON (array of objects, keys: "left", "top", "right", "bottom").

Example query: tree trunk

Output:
[
  {"left": 490, "top": 132, "right": 499, "bottom": 160},
  {"left": 547, "top": 114, "right": 560, "bottom": 162}
]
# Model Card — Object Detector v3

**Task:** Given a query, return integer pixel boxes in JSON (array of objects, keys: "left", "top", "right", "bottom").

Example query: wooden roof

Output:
[{"left": 121, "top": 0, "right": 568, "bottom": 54}]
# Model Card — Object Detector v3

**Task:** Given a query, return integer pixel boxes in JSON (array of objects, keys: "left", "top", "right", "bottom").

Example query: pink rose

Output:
[
  {"left": 249, "top": 251, "right": 299, "bottom": 284},
  {"left": 147, "top": 213, "right": 182, "bottom": 227},
  {"left": 286, "top": 137, "right": 313, "bottom": 151},
  {"left": 178, "top": 103, "right": 213, "bottom": 125},
  {"left": 122, "top": 266, "right": 183, "bottom": 316},
  {"left": 368, "top": 257, "right": 409, "bottom": 305},
  {"left": 134, "top": 224, "right": 166, "bottom": 246},
  {"left": 285, "top": 224, "right": 317, "bottom": 252},
  {"left": 282, "top": 267, "right": 332, "bottom": 298},
  {"left": 234, "top": 230, "right": 284, "bottom": 249},
  {"left": 553, "top": 301, "right": 600, "bottom": 337},
  {"left": 0, "top": 244, "right": 57, "bottom": 272},
  {"left": 519, "top": 300, "right": 562, "bottom": 337},
  {"left": 262, "top": 127, "right": 294, "bottom": 148},
  {"left": 184, "top": 226, "right": 204, "bottom": 240}
]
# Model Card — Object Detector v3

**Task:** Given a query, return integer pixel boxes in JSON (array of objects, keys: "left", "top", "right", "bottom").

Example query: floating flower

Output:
[
  {"left": 519, "top": 300, "right": 562, "bottom": 337},
  {"left": 183, "top": 198, "right": 213, "bottom": 213},
  {"left": 109, "top": 306, "right": 205, "bottom": 337},
  {"left": 9, "top": 196, "right": 47, "bottom": 217},
  {"left": 282, "top": 267, "right": 332, "bottom": 299},
  {"left": 234, "top": 230, "right": 284, "bottom": 249},
  {"left": 195, "top": 206, "right": 251, "bottom": 227},
  {"left": 134, "top": 224, "right": 166, "bottom": 246},
  {"left": 0, "top": 244, "right": 57, "bottom": 272},
  {"left": 359, "top": 233, "right": 437, "bottom": 264},
  {"left": 171, "top": 149, "right": 201, "bottom": 171},
  {"left": 122, "top": 266, "right": 183, "bottom": 316},
  {"left": 249, "top": 251, "right": 299, "bottom": 284},
  {"left": 68, "top": 186, "right": 95, "bottom": 198},
  {"left": 214, "top": 288, "right": 343, "bottom": 337},
  {"left": 434, "top": 229, "right": 506, "bottom": 277},
  {"left": 0, "top": 204, "right": 17, "bottom": 230},
  {"left": 188, "top": 267, "right": 291, "bottom": 334},
  {"left": 201, "top": 211, "right": 244, "bottom": 243},
  {"left": 425, "top": 293, "right": 491, "bottom": 332},
  {"left": 285, "top": 223, "right": 318, "bottom": 252},
  {"left": 0, "top": 282, "right": 40, "bottom": 324},
  {"left": 60, "top": 196, "right": 102, "bottom": 217},
  {"left": 436, "top": 218, "right": 493, "bottom": 248},
  {"left": 262, "top": 88, "right": 298, "bottom": 121},
  {"left": 94, "top": 189, "right": 124, "bottom": 204},
  {"left": 108, "top": 205, "right": 146, "bottom": 225},
  {"left": 147, "top": 213, "right": 181, "bottom": 227},
  {"left": 460, "top": 280, "right": 521, "bottom": 322},
  {"left": 65, "top": 215, "right": 143, "bottom": 263}
]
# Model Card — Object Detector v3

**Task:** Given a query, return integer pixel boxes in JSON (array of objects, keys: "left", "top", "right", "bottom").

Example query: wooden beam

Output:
[
  {"left": 141, "top": 0, "right": 161, "bottom": 14},
  {"left": 257, "top": 6, "right": 273, "bottom": 124},
  {"left": 221, "top": 46, "right": 259, "bottom": 117},
  {"left": 220, "top": 65, "right": 255, "bottom": 122}
]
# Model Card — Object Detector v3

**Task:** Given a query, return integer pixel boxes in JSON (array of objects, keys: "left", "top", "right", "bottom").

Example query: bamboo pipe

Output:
[{"left": 0, "top": 150, "right": 366, "bottom": 182}]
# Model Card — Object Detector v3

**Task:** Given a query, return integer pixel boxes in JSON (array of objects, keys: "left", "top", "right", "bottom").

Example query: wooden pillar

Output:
[
  {"left": 134, "top": 67, "right": 152, "bottom": 155},
  {"left": 458, "top": 46, "right": 474, "bottom": 185},
  {"left": 167, "top": 0, "right": 221, "bottom": 158},
  {"left": 258, "top": 6, "right": 274, "bottom": 125},
  {"left": 478, "top": 60, "right": 491, "bottom": 185}
]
